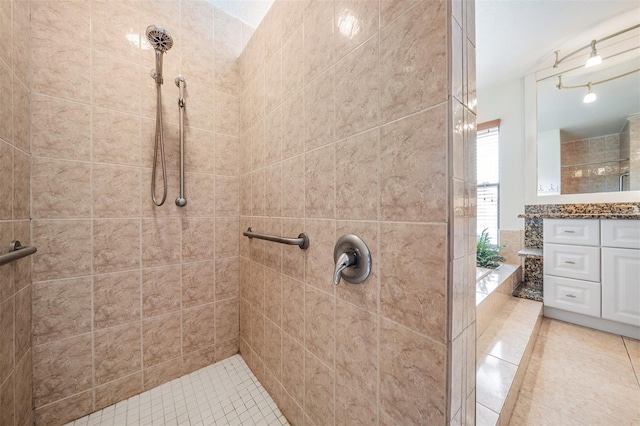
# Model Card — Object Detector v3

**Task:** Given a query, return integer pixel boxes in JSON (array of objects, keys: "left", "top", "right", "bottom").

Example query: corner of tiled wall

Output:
[
  {"left": 27, "top": 1, "right": 243, "bottom": 424},
  {"left": 0, "top": 0, "right": 34, "bottom": 425},
  {"left": 449, "top": 0, "right": 477, "bottom": 424}
]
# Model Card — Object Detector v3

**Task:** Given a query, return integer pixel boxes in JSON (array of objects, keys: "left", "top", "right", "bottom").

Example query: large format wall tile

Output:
[
  {"left": 379, "top": 318, "right": 447, "bottom": 425},
  {"left": 335, "top": 129, "right": 379, "bottom": 220},
  {"left": 32, "top": 278, "right": 91, "bottom": 345},
  {"left": 305, "top": 351, "right": 335, "bottom": 425},
  {"left": 335, "top": 300, "right": 377, "bottom": 403},
  {"left": 94, "top": 323, "right": 142, "bottom": 385},
  {"left": 31, "top": 95, "right": 91, "bottom": 161},
  {"left": 93, "top": 219, "right": 141, "bottom": 274},
  {"left": 142, "top": 265, "right": 181, "bottom": 318},
  {"left": 380, "top": 222, "right": 448, "bottom": 342},
  {"left": 94, "top": 271, "right": 141, "bottom": 330},
  {"left": 182, "top": 261, "right": 215, "bottom": 308},
  {"left": 335, "top": 36, "right": 379, "bottom": 140},
  {"left": 142, "top": 312, "right": 182, "bottom": 367},
  {"left": 31, "top": 0, "right": 91, "bottom": 46},
  {"left": 33, "top": 334, "right": 93, "bottom": 406},
  {"left": 379, "top": 0, "right": 447, "bottom": 122},
  {"left": 31, "top": 37, "right": 90, "bottom": 103},
  {"left": 31, "top": 158, "right": 91, "bottom": 219},
  {"left": 379, "top": 105, "right": 447, "bottom": 222},
  {"left": 32, "top": 220, "right": 92, "bottom": 282}
]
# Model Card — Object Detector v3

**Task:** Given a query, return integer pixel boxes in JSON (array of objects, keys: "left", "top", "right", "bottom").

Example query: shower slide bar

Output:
[
  {"left": 0, "top": 240, "right": 37, "bottom": 267},
  {"left": 242, "top": 227, "right": 310, "bottom": 250},
  {"left": 175, "top": 75, "right": 187, "bottom": 207}
]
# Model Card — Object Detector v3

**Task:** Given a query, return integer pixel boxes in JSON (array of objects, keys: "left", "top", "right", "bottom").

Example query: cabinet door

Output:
[{"left": 602, "top": 247, "right": 640, "bottom": 327}]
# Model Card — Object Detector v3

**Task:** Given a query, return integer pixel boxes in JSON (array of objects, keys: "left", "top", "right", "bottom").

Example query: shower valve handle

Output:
[{"left": 333, "top": 235, "right": 372, "bottom": 286}]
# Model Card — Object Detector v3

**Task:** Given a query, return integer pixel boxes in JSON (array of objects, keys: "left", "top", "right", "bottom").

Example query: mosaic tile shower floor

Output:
[{"left": 66, "top": 355, "right": 289, "bottom": 426}]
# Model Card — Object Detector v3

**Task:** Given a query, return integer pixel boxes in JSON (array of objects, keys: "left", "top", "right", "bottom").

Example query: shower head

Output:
[
  {"left": 146, "top": 25, "right": 173, "bottom": 84},
  {"left": 146, "top": 25, "right": 173, "bottom": 52}
]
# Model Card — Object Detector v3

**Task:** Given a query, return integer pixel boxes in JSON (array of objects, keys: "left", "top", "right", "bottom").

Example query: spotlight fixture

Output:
[
  {"left": 555, "top": 68, "right": 640, "bottom": 105},
  {"left": 552, "top": 24, "right": 639, "bottom": 68},
  {"left": 583, "top": 83, "right": 597, "bottom": 103},
  {"left": 585, "top": 40, "right": 602, "bottom": 68}
]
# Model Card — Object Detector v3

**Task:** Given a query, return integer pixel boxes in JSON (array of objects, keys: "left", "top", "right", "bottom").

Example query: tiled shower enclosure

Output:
[{"left": 0, "top": 0, "right": 477, "bottom": 425}]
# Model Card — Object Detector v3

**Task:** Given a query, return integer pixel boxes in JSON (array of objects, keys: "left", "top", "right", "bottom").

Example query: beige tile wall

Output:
[
  {"left": 499, "top": 229, "right": 524, "bottom": 267},
  {"left": 238, "top": 1, "right": 477, "bottom": 425},
  {"left": 560, "top": 134, "right": 622, "bottom": 194},
  {"left": 0, "top": 1, "right": 34, "bottom": 425},
  {"left": 28, "top": 1, "right": 245, "bottom": 424}
]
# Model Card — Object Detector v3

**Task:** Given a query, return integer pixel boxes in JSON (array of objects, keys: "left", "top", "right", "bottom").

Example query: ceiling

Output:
[
  {"left": 476, "top": 0, "right": 640, "bottom": 140},
  {"left": 476, "top": 0, "right": 640, "bottom": 91},
  {"left": 210, "top": 0, "right": 274, "bottom": 28}
]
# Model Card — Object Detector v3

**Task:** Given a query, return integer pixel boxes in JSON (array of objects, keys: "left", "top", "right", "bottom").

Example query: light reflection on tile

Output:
[
  {"left": 475, "top": 402, "right": 498, "bottom": 426},
  {"left": 476, "top": 353, "right": 517, "bottom": 414}
]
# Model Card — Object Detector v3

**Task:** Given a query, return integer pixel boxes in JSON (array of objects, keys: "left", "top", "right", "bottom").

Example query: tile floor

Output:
[
  {"left": 66, "top": 355, "right": 289, "bottom": 426},
  {"left": 509, "top": 318, "right": 640, "bottom": 425}
]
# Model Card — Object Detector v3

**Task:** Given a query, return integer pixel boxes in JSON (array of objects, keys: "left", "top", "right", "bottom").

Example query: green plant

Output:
[{"left": 476, "top": 229, "right": 506, "bottom": 268}]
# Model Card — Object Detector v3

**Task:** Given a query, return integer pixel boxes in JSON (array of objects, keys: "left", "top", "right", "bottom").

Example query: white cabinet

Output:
[
  {"left": 601, "top": 247, "right": 640, "bottom": 326},
  {"left": 601, "top": 220, "right": 640, "bottom": 249},
  {"left": 544, "top": 243, "right": 600, "bottom": 282},
  {"left": 544, "top": 219, "right": 600, "bottom": 246},
  {"left": 544, "top": 219, "right": 640, "bottom": 335},
  {"left": 544, "top": 275, "right": 601, "bottom": 317},
  {"left": 544, "top": 219, "right": 601, "bottom": 318}
]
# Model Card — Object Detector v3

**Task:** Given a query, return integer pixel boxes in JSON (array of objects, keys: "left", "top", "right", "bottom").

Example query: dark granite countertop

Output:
[{"left": 518, "top": 213, "right": 640, "bottom": 219}]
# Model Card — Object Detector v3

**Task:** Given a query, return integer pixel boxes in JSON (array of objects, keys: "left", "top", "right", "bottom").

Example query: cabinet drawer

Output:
[
  {"left": 543, "top": 219, "right": 600, "bottom": 246},
  {"left": 544, "top": 275, "right": 601, "bottom": 317},
  {"left": 601, "top": 220, "right": 640, "bottom": 249},
  {"left": 544, "top": 243, "right": 600, "bottom": 282}
]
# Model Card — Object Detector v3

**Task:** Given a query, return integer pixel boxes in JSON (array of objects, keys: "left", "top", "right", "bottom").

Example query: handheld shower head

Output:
[
  {"left": 146, "top": 25, "right": 173, "bottom": 52},
  {"left": 147, "top": 24, "right": 174, "bottom": 207},
  {"left": 146, "top": 25, "right": 173, "bottom": 85}
]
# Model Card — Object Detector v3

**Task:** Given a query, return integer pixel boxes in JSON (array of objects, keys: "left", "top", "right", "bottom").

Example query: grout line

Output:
[{"left": 622, "top": 337, "right": 640, "bottom": 389}]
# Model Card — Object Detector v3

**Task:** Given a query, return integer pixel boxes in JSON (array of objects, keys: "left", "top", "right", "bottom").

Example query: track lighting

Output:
[
  {"left": 553, "top": 24, "right": 639, "bottom": 69},
  {"left": 556, "top": 68, "right": 640, "bottom": 105},
  {"left": 585, "top": 40, "right": 602, "bottom": 68},
  {"left": 583, "top": 83, "right": 596, "bottom": 103}
]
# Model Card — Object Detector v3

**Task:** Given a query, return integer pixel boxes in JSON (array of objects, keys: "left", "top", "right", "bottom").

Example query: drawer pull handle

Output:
[
  {"left": 564, "top": 261, "right": 576, "bottom": 264},
  {"left": 565, "top": 294, "right": 577, "bottom": 298},
  {"left": 564, "top": 230, "right": 575, "bottom": 233}
]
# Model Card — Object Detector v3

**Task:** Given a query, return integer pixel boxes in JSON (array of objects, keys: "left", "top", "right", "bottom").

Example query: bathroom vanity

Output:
[
  {"left": 517, "top": 203, "right": 640, "bottom": 339},
  {"left": 543, "top": 218, "right": 640, "bottom": 338}
]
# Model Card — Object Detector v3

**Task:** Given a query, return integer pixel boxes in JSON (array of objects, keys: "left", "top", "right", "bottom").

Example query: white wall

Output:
[
  {"left": 537, "top": 129, "right": 561, "bottom": 195},
  {"left": 477, "top": 78, "right": 526, "bottom": 231}
]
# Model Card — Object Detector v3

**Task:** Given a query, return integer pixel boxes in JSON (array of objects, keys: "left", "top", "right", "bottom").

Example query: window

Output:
[{"left": 477, "top": 120, "right": 500, "bottom": 244}]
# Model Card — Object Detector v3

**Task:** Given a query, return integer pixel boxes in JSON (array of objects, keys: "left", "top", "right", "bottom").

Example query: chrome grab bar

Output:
[
  {"left": 175, "top": 75, "right": 187, "bottom": 207},
  {"left": 242, "top": 227, "right": 310, "bottom": 250},
  {"left": 0, "top": 240, "right": 37, "bottom": 267}
]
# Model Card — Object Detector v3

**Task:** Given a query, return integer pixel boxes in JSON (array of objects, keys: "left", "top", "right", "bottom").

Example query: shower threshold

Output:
[{"left": 66, "top": 355, "right": 289, "bottom": 426}]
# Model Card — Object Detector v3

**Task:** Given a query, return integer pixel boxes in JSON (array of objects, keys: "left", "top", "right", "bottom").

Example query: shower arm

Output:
[
  {"left": 175, "top": 76, "right": 187, "bottom": 207},
  {"left": 153, "top": 50, "right": 164, "bottom": 84}
]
